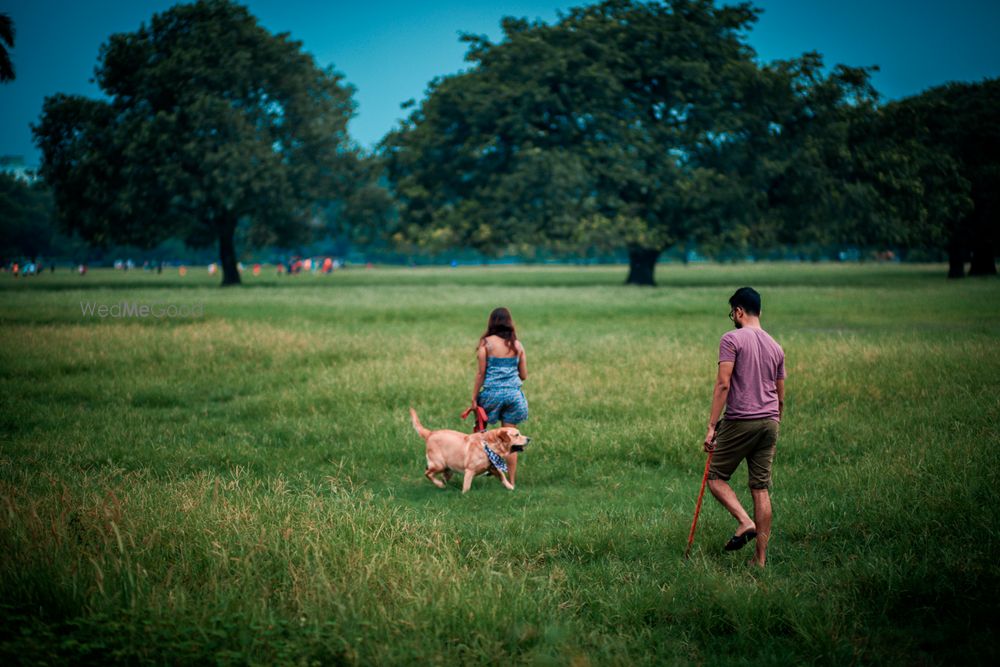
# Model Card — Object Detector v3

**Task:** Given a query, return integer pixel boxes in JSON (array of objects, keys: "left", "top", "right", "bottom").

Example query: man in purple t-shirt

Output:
[{"left": 703, "top": 287, "right": 785, "bottom": 567}]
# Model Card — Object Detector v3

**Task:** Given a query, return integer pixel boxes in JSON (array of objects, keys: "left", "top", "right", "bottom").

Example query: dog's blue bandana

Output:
[{"left": 483, "top": 443, "right": 508, "bottom": 473}]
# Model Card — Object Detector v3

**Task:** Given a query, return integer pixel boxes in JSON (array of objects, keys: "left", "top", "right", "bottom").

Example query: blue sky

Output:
[{"left": 2, "top": 0, "right": 999, "bottom": 165}]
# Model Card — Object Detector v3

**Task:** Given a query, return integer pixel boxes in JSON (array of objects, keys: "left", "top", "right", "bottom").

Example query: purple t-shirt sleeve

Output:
[
  {"left": 719, "top": 333, "right": 737, "bottom": 364},
  {"left": 777, "top": 353, "right": 786, "bottom": 380}
]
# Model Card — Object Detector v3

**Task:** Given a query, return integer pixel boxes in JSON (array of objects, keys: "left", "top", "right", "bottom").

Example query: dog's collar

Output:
[{"left": 482, "top": 442, "right": 508, "bottom": 473}]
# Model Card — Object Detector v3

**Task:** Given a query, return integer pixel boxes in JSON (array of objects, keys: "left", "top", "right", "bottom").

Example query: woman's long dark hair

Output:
[{"left": 479, "top": 307, "right": 518, "bottom": 355}]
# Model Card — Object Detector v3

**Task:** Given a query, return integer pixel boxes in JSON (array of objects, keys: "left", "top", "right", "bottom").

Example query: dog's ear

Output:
[
  {"left": 497, "top": 429, "right": 513, "bottom": 454},
  {"left": 486, "top": 429, "right": 512, "bottom": 455}
]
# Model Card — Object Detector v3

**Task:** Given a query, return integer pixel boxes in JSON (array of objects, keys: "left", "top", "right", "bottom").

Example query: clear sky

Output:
[{"left": 2, "top": 0, "right": 999, "bottom": 166}]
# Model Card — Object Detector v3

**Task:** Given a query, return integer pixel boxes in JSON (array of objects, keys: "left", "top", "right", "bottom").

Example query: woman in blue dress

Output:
[{"left": 471, "top": 307, "right": 529, "bottom": 484}]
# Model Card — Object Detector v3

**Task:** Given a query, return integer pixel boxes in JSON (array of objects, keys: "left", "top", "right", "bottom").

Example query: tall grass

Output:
[{"left": 1, "top": 264, "right": 998, "bottom": 664}]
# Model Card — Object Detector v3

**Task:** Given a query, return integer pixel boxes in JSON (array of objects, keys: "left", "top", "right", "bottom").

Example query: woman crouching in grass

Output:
[{"left": 472, "top": 307, "right": 529, "bottom": 484}]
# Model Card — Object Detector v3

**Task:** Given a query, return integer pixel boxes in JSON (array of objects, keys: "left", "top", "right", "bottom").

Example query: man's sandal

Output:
[{"left": 724, "top": 530, "right": 757, "bottom": 551}]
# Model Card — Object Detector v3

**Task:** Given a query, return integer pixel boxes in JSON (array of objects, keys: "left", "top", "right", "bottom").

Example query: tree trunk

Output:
[
  {"left": 625, "top": 248, "right": 660, "bottom": 286},
  {"left": 218, "top": 216, "right": 241, "bottom": 286},
  {"left": 947, "top": 240, "right": 966, "bottom": 279}
]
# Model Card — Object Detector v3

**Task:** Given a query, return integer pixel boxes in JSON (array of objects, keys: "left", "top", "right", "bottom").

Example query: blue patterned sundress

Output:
[{"left": 478, "top": 342, "right": 529, "bottom": 426}]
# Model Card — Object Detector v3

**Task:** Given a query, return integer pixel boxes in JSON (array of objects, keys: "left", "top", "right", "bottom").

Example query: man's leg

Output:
[
  {"left": 707, "top": 479, "right": 755, "bottom": 536},
  {"left": 750, "top": 488, "right": 772, "bottom": 567},
  {"left": 746, "top": 422, "right": 778, "bottom": 567},
  {"left": 707, "top": 420, "right": 755, "bottom": 538}
]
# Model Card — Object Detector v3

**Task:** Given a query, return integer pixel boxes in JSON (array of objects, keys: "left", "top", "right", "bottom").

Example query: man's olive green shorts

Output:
[{"left": 708, "top": 418, "right": 779, "bottom": 490}]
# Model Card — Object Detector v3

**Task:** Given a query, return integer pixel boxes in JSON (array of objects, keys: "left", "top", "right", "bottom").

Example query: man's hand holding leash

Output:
[{"left": 704, "top": 424, "right": 718, "bottom": 453}]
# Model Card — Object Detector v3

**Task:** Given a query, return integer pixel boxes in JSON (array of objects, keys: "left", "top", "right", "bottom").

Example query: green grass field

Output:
[{"left": 1, "top": 263, "right": 998, "bottom": 665}]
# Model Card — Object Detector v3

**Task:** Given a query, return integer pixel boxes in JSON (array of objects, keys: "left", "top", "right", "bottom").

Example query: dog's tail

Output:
[{"left": 409, "top": 408, "right": 430, "bottom": 439}]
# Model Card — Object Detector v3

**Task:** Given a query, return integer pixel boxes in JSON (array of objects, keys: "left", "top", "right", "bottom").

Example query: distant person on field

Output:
[
  {"left": 472, "top": 307, "right": 529, "bottom": 485},
  {"left": 703, "top": 287, "right": 785, "bottom": 568}
]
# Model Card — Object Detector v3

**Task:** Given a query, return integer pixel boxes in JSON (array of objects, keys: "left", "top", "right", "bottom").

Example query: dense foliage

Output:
[
  {"left": 0, "top": 174, "right": 89, "bottom": 263},
  {"left": 25, "top": 0, "right": 998, "bottom": 283},
  {"left": 32, "top": 0, "right": 373, "bottom": 285},
  {"left": 382, "top": 0, "right": 998, "bottom": 282},
  {"left": 871, "top": 79, "right": 999, "bottom": 276}
]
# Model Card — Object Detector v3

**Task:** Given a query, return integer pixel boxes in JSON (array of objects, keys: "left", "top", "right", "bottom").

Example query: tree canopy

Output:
[
  {"left": 26, "top": 0, "right": 997, "bottom": 280},
  {"left": 33, "top": 0, "right": 366, "bottom": 285},
  {"left": 873, "top": 79, "right": 999, "bottom": 276},
  {"left": 382, "top": 0, "right": 884, "bottom": 284}
]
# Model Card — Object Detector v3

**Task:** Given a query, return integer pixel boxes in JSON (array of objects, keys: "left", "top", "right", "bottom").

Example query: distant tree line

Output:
[
  {"left": 0, "top": 173, "right": 89, "bottom": 263},
  {"left": 18, "top": 0, "right": 999, "bottom": 285}
]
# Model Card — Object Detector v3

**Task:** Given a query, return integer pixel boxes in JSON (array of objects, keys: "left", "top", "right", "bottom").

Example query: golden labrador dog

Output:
[{"left": 409, "top": 408, "right": 530, "bottom": 493}]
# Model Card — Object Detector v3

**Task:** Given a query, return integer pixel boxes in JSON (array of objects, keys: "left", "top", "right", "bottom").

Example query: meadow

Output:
[{"left": 1, "top": 263, "right": 997, "bottom": 665}]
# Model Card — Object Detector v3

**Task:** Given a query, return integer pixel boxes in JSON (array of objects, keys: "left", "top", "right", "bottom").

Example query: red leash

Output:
[
  {"left": 684, "top": 451, "right": 714, "bottom": 559},
  {"left": 461, "top": 405, "right": 489, "bottom": 433}
]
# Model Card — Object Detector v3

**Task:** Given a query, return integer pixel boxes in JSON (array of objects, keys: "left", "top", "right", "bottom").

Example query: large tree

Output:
[
  {"left": 33, "top": 0, "right": 362, "bottom": 285},
  {"left": 879, "top": 80, "right": 999, "bottom": 277},
  {"left": 845, "top": 95, "right": 971, "bottom": 275},
  {"left": 384, "top": 0, "right": 761, "bottom": 284},
  {"left": 742, "top": 62, "right": 991, "bottom": 274},
  {"left": 382, "top": 0, "right": 875, "bottom": 284}
]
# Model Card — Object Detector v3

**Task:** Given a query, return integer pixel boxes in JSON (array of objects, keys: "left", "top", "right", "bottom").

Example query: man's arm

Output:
[
  {"left": 705, "top": 361, "right": 734, "bottom": 451},
  {"left": 776, "top": 378, "right": 785, "bottom": 421}
]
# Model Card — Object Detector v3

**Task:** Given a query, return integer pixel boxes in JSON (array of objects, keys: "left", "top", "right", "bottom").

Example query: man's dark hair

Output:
[{"left": 729, "top": 287, "right": 761, "bottom": 316}]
